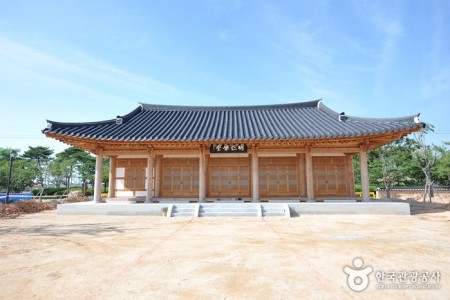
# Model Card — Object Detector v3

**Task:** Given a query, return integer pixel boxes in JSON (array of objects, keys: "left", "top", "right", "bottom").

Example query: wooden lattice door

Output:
[
  {"left": 259, "top": 157, "right": 298, "bottom": 197},
  {"left": 313, "top": 156, "right": 349, "bottom": 196},
  {"left": 162, "top": 158, "right": 199, "bottom": 197},
  {"left": 116, "top": 158, "right": 147, "bottom": 193},
  {"left": 208, "top": 157, "right": 250, "bottom": 197}
]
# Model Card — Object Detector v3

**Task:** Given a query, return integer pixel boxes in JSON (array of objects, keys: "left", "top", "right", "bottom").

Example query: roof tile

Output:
[{"left": 43, "top": 100, "right": 424, "bottom": 142}]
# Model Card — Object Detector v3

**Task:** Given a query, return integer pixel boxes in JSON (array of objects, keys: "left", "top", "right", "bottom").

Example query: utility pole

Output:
[{"left": 5, "top": 151, "right": 17, "bottom": 204}]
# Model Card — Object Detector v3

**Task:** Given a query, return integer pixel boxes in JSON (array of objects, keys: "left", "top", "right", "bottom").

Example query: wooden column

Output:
[
  {"left": 199, "top": 149, "right": 207, "bottom": 202},
  {"left": 146, "top": 153, "right": 154, "bottom": 202},
  {"left": 252, "top": 151, "right": 259, "bottom": 202},
  {"left": 297, "top": 153, "right": 306, "bottom": 198},
  {"left": 93, "top": 152, "right": 103, "bottom": 203},
  {"left": 305, "top": 152, "right": 314, "bottom": 200},
  {"left": 346, "top": 154, "right": 355, "bottom": 197},
  {"left": 359, "top": 148, "right": 370, "bottom": 201},
  {"left": 107, "top": 156, "right": 116, "bottom": 198},
  {"left": 154, "top": 155, "right": 162, "bottom": 198}
]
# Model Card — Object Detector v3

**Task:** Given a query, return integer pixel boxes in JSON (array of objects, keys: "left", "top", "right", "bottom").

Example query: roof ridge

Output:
[{"left": 139, "top": 100, "right": 321, "bottom": 111}]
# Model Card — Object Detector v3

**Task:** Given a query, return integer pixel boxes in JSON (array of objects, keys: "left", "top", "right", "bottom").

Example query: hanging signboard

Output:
[{"left": 210, "top": 143, "right": 248, "bottom": 153}]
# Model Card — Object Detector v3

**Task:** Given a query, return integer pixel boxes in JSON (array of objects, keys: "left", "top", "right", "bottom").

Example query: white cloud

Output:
[{"left": 0, "top": 35, "right": 205, "bottom": 105}]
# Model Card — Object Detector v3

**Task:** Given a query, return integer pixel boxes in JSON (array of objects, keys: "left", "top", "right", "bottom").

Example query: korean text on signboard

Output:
[{"left": 210, "top": 144, "right": 247, "bottom": 153}]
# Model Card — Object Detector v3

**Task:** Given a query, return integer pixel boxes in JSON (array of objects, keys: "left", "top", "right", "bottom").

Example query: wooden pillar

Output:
[
  {"left": 146, "top": 153, "right": 154, "bottom": 201},
  {"left": 252, "top": 151, "right": 259, "bottom": 202},
  {"left": 359, "top": 148, "right": 370, "bottom": 201},
  {"left": 107, "top": 156, "right": 116, "bottom": 198},
  {"left": 297, "top": 153, "right": 306, "bottom": 197},
  {"left": 154, "top": 155, "right": 162, "bottom": 198},
  {"left": 305, "top": 152, "right": 314, "bottom": 200},
  {"left": 346, "top": 154, "right": 355, "bottom": 197},
  {"left": 93, "top": 153, "right": 103, "bottom": 203},
  {"left": 199, "top": 149, "right": 207, "bottom": 202}
]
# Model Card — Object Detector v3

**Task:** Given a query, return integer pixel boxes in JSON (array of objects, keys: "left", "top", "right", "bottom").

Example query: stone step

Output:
[
  {"left": 169, "top": 203, "right": 290, "bottom": 217},
  {"left": 172, "top": 212, "right": 195, "bottom": 217},
  {"left": 170, "top": 204, "right": 196, "bottom": 217},
  {"left": 262, "top": 212, "right": 285, "bottom": 217},
  {"left": 261, "top": 204, "right": 289, "bottom": 217},
  {"left": 199, "top": 212, "right": 257, "bottom": 217},
  {"left": 172, "top": 208, "right": 194, "bottom": 212},
  {"left": 199, "top": 208, "right": 257, "bottom": 212}
]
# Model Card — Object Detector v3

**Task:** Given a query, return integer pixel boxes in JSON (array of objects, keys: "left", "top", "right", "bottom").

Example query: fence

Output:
[{"left": 376, "top": 186, "right": 450, "bottom": 202}]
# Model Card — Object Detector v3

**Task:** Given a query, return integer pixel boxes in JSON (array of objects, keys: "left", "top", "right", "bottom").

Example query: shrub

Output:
[
  {"left": 0, "top": 196, "right": 89, "bottom": 218},
  {"left": 355, "top": 184, "right": 377, "bottom": 193}
]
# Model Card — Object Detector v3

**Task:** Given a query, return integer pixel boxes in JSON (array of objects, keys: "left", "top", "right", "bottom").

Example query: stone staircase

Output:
[
  {"left": 168, "top": 203, "right": 290, "bottom": 218},
  {"left": 261, "top": 203, "right": 290, "bottom": 217},
  {"left": 199, "top": 203, "right": 259, "bottom": 217},
  {"left": 170, "top": 204, "right": 198, "bottom": 217}
]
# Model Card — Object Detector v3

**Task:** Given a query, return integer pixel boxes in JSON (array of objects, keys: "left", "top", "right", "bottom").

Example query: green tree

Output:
[
  {"left": 369, "top": 144, "right": 398, "bottom": 198},
  {"left": 102, "top": 157, "right": 110, "bottom": 193},
  {"left": 22, "top": 146, "right": 53, "bottom": 168},
  {"left": 49, "top": 158, "right": 75, "bottom": 191},
  {"left": 10, "top": 158, "right": 39, "bottom": 192},
  {"left": 412, "top": 125, "right": 439, "bottom": 202},
  {"left": 22, "top": 146, "right": 54, "bottom": 188},
  {"left": 435, "top": 142, "right": 450, "bottom": 186},
  {"left": 50, "top": 147, "right": 97, "bottom": 192},
  {"left": 0, "top": 148, "right": 38, "bottom": 193}
]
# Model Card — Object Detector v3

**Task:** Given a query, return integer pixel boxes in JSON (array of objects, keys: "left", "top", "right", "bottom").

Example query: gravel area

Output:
[{"left": 0, "top": 208, "right": 448, "bottom": 299}]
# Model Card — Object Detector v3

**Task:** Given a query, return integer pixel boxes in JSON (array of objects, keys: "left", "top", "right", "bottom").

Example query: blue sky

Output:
[{"left": 1, "top": 0, "right": 449, "bottom": 154}]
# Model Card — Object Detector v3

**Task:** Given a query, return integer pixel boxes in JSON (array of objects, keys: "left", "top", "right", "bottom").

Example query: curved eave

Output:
[
  {"left": 44, "top": 125, "right": 422, "bottom": 145},
  {"left": 43, "top": 100, "right": 425, "bottom": 146},
  {"left": 318, "top": 101, "right": 422, "bottom": 124},
  {"left": 42, "top": 106, "right": 142, "bottom": 133}
]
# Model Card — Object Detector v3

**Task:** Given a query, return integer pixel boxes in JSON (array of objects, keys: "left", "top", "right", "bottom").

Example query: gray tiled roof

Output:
[{"left": 43, "top": 100, "right": 424, "bottom": 142}]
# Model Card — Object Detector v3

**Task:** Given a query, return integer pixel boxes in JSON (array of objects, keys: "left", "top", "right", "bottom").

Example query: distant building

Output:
[{"left": 43, "top": 100, "right": 424, "bottom": 202}]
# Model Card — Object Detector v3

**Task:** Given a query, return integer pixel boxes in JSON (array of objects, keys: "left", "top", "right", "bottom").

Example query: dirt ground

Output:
[{"left": 0, "top": 204, "right": 449, "bottom": 299}]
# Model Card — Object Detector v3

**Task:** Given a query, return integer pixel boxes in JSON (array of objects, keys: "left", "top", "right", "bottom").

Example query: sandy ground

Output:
[{"left": 0, "top": 207, "right": 449, "bottom": 299}]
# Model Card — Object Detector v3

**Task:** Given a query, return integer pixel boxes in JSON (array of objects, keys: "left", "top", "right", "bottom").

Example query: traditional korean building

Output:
[{"left": 43, "top": 100, "right": 424, "bottom": 202}]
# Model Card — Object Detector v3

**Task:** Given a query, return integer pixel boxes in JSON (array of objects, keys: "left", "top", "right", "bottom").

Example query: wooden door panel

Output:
[
  {"left": 259, "top": 158, "right": 298, "bottom": 197},
  {"left": 313, "top": 156, "right": 349, "bottom": 196},
  {"left": 208, "top": 157, "right": 250, "bottom": 197},
  {"left": 162, "top": 158, "right": 199, "bottom": 197}
]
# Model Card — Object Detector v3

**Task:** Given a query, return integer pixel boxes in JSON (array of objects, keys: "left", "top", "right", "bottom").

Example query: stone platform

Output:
[{"left": 57, "top": 201, "right": 410, "bottom": 217}]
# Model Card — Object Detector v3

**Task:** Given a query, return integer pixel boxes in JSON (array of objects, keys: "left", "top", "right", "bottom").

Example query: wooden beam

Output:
[
  {"left": 45, "top": 126, "right": 422, "bottom": 155},
  {"left": 256, "top": 147, "right": 361, "bottom": 154}
]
